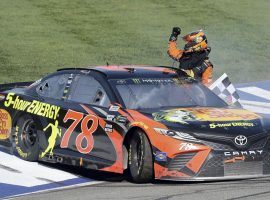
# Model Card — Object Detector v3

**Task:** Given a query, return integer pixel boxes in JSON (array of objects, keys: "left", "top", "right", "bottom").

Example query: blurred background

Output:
[{"left": 0, "top": 0, "right": 269, "bottom": 83}]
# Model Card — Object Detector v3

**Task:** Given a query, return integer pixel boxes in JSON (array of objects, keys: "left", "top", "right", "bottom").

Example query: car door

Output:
[{"left": 55, "top": 72, "right": 120, "bottom": 168}]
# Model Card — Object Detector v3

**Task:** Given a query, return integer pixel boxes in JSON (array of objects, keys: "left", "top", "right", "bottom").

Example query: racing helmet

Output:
[{"left": 183, "top": 30, "right": 208, "bottom": 52}]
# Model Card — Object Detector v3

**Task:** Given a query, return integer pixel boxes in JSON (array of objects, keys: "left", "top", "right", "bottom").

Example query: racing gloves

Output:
[{"left": 169, "top": 27, "right": 181, "bottom": 42}]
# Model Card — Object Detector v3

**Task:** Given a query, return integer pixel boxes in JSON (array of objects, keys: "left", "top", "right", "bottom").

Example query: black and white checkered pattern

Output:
[
  {"left": 209, "top": 73, "right": 242, "bottom": 107},
  {"left": 62, "top": 73, "right": 74, "bottom": 100}
]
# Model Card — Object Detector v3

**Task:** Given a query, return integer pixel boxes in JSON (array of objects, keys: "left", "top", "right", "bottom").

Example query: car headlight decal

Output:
[{"left": 154, "top": 128, "right": 198, "bottom": 142}]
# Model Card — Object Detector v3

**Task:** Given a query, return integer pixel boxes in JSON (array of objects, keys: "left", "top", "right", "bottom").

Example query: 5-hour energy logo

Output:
[
  {"left": 4, "top": 93, "right": 60, "bottom": 120},
  {"left": 209, "top": 122, "right": 254, "bottom": 129}
]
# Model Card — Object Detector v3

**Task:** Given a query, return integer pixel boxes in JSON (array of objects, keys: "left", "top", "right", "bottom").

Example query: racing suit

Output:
[{"left": 168, "top": 40, "right": 213, "bottom": 85}]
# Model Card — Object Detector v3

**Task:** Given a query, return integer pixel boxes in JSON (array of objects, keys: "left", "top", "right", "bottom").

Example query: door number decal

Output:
[{"left": 60, "top": 109, "right": 99, "bottom": 154}]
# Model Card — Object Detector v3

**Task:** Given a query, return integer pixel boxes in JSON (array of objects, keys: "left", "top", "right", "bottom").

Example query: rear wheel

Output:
[
  {"left": 128, "top": 129, "right": 153, "bottom": 183},
  {"left": 15, "top": 115, "right": 39, "bottom": 161}
]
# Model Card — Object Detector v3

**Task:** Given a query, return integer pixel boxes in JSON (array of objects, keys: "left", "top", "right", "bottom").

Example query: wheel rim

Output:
[{"left": 21, "top": 120, "right": 37, "bottom": 151}]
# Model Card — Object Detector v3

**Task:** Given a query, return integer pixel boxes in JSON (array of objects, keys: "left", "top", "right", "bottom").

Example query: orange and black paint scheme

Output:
[{"left": 0, "top": 65, "right": 270, "bottom": 182}]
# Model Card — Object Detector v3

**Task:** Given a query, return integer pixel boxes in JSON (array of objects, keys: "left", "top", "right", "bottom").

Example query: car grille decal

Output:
[{"left": 168, "top": 153, "right": 196, "bottom": 171}]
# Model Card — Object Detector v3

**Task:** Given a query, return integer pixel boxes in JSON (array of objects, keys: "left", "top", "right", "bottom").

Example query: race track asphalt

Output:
[{"left": 12, "top": 164, "right": 270, "bottom": 200}]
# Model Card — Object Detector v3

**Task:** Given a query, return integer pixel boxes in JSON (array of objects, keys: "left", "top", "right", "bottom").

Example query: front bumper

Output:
[
  {"left": 157, "top": 174, "right": 270, "bottom": 182},
  {"left": 154, "top": 140, "right": 270, "bottom": 181}
]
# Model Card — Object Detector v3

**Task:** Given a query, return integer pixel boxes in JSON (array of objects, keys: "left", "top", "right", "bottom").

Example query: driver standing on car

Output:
[{"left": 167, "top": 27, "right": 213, "bottom": 85}]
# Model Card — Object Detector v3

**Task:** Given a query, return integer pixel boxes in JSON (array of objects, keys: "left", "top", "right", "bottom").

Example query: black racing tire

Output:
[
  {"left": 15, "top": 115, "right": 39, "bottom": 161},
  {"left": 128, "top": 129, "right": 153, "bottom": 183}
]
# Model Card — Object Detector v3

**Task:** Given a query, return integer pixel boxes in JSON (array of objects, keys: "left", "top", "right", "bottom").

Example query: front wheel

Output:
[
  {"left": 15, "top": 115, "right": 39, "bottom": 161},
  {"left": 128, "top": 130, "right": 153, "bottom": 183}
]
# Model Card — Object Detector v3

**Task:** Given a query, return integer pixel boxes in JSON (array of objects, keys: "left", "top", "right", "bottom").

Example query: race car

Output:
[{"left": 0, "top": 65, "right": 270, "bottom": 183}]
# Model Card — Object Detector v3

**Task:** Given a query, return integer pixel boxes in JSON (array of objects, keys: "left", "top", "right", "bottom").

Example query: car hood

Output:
[{"left": 142, "top": 107, "right": 270, "bottom": 137}]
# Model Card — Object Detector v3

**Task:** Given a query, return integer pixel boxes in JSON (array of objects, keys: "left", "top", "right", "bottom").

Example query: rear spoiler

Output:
[{"left": 0, "top": 81, "right": 33, "bottom": 92}]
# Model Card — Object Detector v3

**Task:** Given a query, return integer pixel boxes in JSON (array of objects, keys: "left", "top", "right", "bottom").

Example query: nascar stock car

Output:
[{"left": 0, "top": 65, "right": 270, "bottom": 183}]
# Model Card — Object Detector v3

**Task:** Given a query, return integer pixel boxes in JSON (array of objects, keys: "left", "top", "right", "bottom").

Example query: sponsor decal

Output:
[
  {"left": 0, "top": 109, "right": 12, "bottom": 140},
  {"left": 40, "top": 120, "right": 62, "bottom": 158},
  {"left": 192, "top": 108, "right": 259, "bottom": 121},
  {"left": 141, "top": 78, "right": 174, "bottom": 84},
  {"left": 116, "top": 115, "right": 127, "bottom": 123},
  {"left": 155, "top": 151, "right": 167, "bottom": 162},
  {"left": 209, "top": 122, "right": 254, "bottom": 129},
  {"left": 116, "top": 80, "right": 126, "bottom": 84},
  {"left": 104, "top": 123, "right": 113, "bottom": 133},
  {"left": 179, "top": 143, "right": 199, "bottom": 151},
  {"left": 130, "top": 78, "right": 176, "bottom": 85},
  {"left": 104, "top": 128, "right": 113, "bottom": 132},
  {"left": 224, "top": 150, "right": 263, "bottom": 156},
  {"left": 4, "top": 93, "right": 60, "bottom": 120},
  {"left": 106, "top": 115, "right": 115, "bottom": 121},
  {"left": 153, "top": 108, "right": 259, "bottom": 124},
  {"left": 109, "top": 105, "right": 120, "bottom": 112},
  {"left": 234, "top": 135, "right": 248, "bottom": 146},
  {"left": 14, "top": 126, "right": 28, "bottom": 158}
]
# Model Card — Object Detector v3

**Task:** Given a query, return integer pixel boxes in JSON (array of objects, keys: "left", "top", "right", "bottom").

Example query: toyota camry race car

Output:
[{"left": 0, "top": 65, "right": 270, "bottom": 183}]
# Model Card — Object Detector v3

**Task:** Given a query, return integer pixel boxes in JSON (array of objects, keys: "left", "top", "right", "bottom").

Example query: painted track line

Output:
[
  {"left": 6, "top": 181, "right": 103, "bottom": 200},
  {"left": 0, "top": 151, "right": 103, "bottom": 199},
  {"left": 238, "top": 87, "right": 270, "bottom": 101},
  {"left": 240, "top": 100, "right": 270, "bottom": 115}
]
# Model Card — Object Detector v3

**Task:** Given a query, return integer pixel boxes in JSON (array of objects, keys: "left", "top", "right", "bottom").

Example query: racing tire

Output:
[
  {"left": 15, "top": 115, "right": 39, "bottom": 161},
  {"left": 128, "top": 130, "right": 153, "bottom": 183}
]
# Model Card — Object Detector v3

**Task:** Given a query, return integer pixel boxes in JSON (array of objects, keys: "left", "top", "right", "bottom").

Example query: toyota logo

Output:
[{"left": 234, "top": 135, "right": 247, "bottom": 146}]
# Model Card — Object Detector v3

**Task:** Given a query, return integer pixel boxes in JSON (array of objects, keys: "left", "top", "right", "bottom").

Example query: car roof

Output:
[{"left": 57, "top": 65, "right": 187, "bottom": 79}]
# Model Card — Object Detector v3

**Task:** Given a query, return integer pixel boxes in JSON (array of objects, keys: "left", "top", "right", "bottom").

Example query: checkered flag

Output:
[{"left": 208, "top": 73, "right": 242, "bottom": 107}]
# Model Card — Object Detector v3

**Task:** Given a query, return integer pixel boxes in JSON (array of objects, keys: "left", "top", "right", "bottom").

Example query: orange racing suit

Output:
[{"left": 168, "top": 40, "right": 213, "bottom": 85}]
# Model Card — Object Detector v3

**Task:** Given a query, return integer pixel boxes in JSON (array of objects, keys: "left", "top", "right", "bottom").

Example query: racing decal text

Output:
[
  {"left": 106, "top": 115, "right": 115, "bottom": 121},
  {"left": 104, "top": 124, "right": 113, "bottom": 133},
  {"left": 109, "top": 105, "right": 119, "bottom": 112},
  {"left": 224, "top": 150, "right": 263, "bottom": 156},
  {"left": 179, "top": 143, "right": 198, "bottom": 151},
  {"left": 209, "top": 122, "right": 254, "bottom": 129},
  {"left": 14, "top": 126, "right": 28, "bottom": 158},
  {"left": 60, "top": 109, "right": 99, "bottom": 154},
  {"left": 0, "top": 109, "right": 11, "bottom": 140},
  {"left": 4, "top": 93, "right": 60, "bottom": 120}
]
